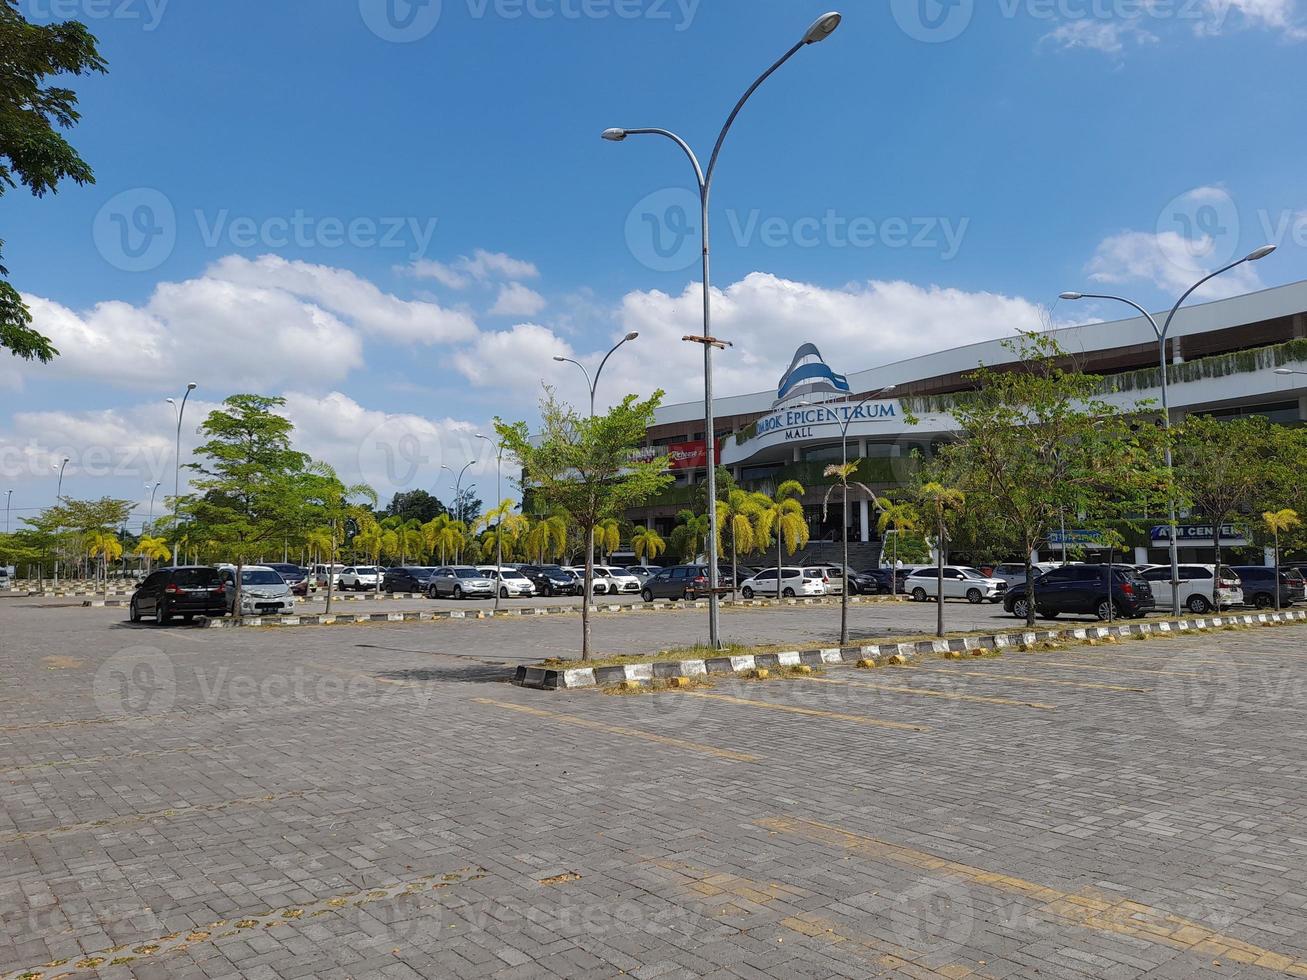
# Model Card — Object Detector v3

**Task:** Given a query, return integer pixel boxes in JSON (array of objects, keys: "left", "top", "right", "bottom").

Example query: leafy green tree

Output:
[
  {"left": 876, "top": 497, "right": 925, "bottom": 580},
  {"left": 822, "top": 461, "right": 885, "bottom": 643},
  {"left": 1172, "top": 413, "right": 1277, "bottom": 607},
  {"left": 525, "top": 514, "right": 568, "bottom": 564},
  {"left": 670, "top": 509, "right": 709, "bottom": 563},
  {"left": 632, "top": 525, "right": 667, "bottom": 564},
  {"left": 922, "top": 332, "right": 1168, "bottom": 627},
  {"left": 715, "top": 488, "right": 765, "bottom": 594},
  {"left": 0, "top": 2, "right": 107, "bottom": 362},
  {"left": 754, "top": 481, "right": 809, "bottom": 599},
  {"left": 384, "top": 489, "right": 447, "bottom": 524},
  {"left": 477, "top": 500, "right": 528, "bottom": 565},
  {"left": 1264, "top": 509, "right": 1300, "bottom": 612},
  {"left": 497, "top": 388, "right": 671, "bottom": 660},
  {"left": 596, "top": 518, "right": 622, "bottom": 562},
  {"left": 916, "top": 482, "right": 965, "bottom": 638},
  {"left": 132, "top": 534, "right": 171, "bottom": 574}
]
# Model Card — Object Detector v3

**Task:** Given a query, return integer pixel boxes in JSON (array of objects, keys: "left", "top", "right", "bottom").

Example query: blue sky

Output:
[{"left": 4, "top": 0, "right": 1306, "bottom": 526}]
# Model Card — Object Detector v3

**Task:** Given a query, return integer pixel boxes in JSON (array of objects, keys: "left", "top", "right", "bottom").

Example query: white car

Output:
[
  {"left": 595, "top": 566, "right": 642, "bottom": 594},
  {"left": 311, "top": 563, "right": 346, "bottom": 589},
  {"left": 338, "top": 566, "right": 382, "bottom": 591},
  {"left": 564, "top": 566, "right": 615, "bottom": 594},
  {"left": 1139, "top": 564, "right": 1244, "bottom": 613},
  {"left": 739, "top": 567, "right": 826, "bottom": 599},
  {"left": 478, "top": 566, "right": 537, "bottom": 598},
  {"left": 905, "top": 566, "right": 1009, "bottom": 604},
  {"left": 991, "top": 562, "right": 1062, "bottom": 589},
  {"left": 216, "top": 565, "right": 295, "bottom": 616}
]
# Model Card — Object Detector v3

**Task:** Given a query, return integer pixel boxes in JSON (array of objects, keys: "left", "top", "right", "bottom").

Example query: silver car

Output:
[
  {"left": 478, "top": 566, "right": 537, "bottom": 598},
  {"left": 217, "top": 565, "right": 295, "bottom": 616},
  {"left": 428, "top": 566, "right": 496, "bottom": 599}
]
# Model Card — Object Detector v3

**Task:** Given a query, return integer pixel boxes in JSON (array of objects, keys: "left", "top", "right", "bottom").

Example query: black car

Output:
[
  {"left": 264, "top": 562, "right": 309, "bottom": 595},
  {"left": 848, "top": 568, "right": 889, "bottom": 595},
  {"left": 519, "top": 564, "right": 581, "bottom": 597},
  {"left": 383, "top": 567, "right": 436, "bottom": 593},
  {"left": 862, "top": 568, "right": 909, "bottom": 594},
  {"left": 1230, "top": 566, "right": 1306, "bottom": 608},
  {"left": 1003, "top": 564, "right": 1154, "bottom": 621},
  {"left": 130, "top": 566, "right": 227, "bottom": 624},
  {"left": 640, "top": 565, "right": 713, "bottom": 602}
]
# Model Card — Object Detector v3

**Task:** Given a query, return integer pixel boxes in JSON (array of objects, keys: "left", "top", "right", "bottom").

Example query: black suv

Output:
[
  {"left": 1230, "top": 566, "right": 1306, "bottom": 608},
  {"left": 519, "top": 565, "right": 581, "bottom": 597},
  {"left": 640, "top": 565, "right": 713, "bottom": 602},
  {"left": 383, "top": 567, "right": 436, "bottom": 593},
  {"left": 1004, "top": 564, "right": 1154, "bottom": 621},
  {"left": 130, "top": 566, "right": 227, "bottom": 624}
]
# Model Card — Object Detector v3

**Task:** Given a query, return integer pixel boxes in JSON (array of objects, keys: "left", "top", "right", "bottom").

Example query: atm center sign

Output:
[{"left": 756, "top": 401, "right": 899, "bottom": 442}]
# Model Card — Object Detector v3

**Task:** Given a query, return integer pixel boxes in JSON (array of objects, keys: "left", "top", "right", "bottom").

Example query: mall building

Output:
[{"left": 623, "top": 279, "right": 1307, "bottom": 567}]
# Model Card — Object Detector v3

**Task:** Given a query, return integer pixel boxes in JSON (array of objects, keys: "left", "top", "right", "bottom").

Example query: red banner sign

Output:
[{"left": 667, "top": 440, "right": 722, "bottom": 470}]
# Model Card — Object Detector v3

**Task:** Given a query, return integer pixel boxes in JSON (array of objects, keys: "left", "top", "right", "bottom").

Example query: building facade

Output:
[{"left": 625, "top": 280, "right": 1307, "bottom": 565}]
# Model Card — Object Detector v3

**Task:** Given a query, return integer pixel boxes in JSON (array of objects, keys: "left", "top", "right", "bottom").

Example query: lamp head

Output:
[
  {"left": 881, "top": 384, "right": 898, "bottom": 394},
  {"left": 803, "top": 11, "right": 842, "bottom": 43},
  {"left": 552, "top": 356, "right": 567, "bottom": 363},
  {"left": 624, "top": 332, "right": 640, "bottom": 342},
  {"left": 1246, "top": 244, "right": 1277, "bottom": 262},
  {"left": 1276, "top": 368, "right": 1296, "bottom": 376},
  {"left": 186, "top": 382, "right": 197, "bottom": 391},
  {"left": 1059, "top": 292, "right": 1084, "bottom": 301},
  {"left": 601, "top": 128, "right": 628, "bottom": 142}
]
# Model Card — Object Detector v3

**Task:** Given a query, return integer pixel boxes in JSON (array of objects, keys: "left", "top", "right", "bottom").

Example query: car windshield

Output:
[
  {"left": 241, "top": 570, "right": 284, "bottom": 585},
  {"left": 172, "top": 568, "right": 220, "bottom": 587},
  {"left": 500, "top": 570, "right": 528, "bottom": 580},
  {"left": 355, "top": 567, "right": 379, "bottom": 575},
  {"left": 958, "top": 568, "right": 986, "bottom": 579},
  {"left": 455, "top": 569, "right": 483, "bottom": 579}
]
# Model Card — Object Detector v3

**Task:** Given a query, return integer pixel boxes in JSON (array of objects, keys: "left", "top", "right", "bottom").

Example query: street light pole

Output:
[
  {"left": 476, "top": 434, "right": 505, "bottom": 613},
  {"left": 1061, "top": 243, "right": 1275, "bottom": 617},
  {"left": 167, "top": 383, "right": 198, "bottom": 568},
  {"left": 4, "top": 488, "right": 11, "bottom": 535},
  {"left": 53, "top": 457, "right": 69, "bottom": 586},
  {"left": 554, "top": 332, "right": 640, "bottom": 418},
  {"left": 602, "top": 11, "right": 843, "bottom": 649},
  {"left": 442, "top": 460, "right": 478, "bottom": 523}
]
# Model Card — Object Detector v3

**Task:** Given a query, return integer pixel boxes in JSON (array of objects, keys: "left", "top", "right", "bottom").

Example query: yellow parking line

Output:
[
  {"left": 686, "top": 692, "right": 928, "bottom": 731},
  {"left": 804, "top": 676, "right": 1055, "bottom": 710},
  {"left": 473, "top": 698, "right": 761, "bottom": 762},
  {"left": 915, "top": 666, "right": 1146, "bottom": 693},
  {"left": 759, "top": 816, "right": 1307, "bottom": 977}
]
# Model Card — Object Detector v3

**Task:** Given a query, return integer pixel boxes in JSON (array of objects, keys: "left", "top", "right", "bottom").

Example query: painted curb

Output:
[{"left": 510, "top": 610, "right": 1307, "bottom": 689}]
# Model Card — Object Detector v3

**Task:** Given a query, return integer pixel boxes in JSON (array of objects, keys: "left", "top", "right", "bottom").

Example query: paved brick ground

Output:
[{"left": 3, "top": 599, "right": 1307, "bottom": 978}]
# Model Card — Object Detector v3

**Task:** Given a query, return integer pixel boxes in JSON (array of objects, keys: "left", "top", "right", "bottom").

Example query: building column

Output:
[{"left": 859, "top": 499, "right": 870, "bottom": 543}]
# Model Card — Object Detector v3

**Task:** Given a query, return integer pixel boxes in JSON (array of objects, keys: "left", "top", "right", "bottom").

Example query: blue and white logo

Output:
[{"left": 775, "top": 343, "right": 851, "bottom": 407}]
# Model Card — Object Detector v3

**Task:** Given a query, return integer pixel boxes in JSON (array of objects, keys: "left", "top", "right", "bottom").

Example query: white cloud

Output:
[
  {"left": 489, "top": 282, "right": 547, "bottom": 317},
  {"left": 453, "top": 322, "right": 579, "bottom": 393},
  {"left": 207, "top": 254, "right": 478, "bottom": 344},
  {"left": 1086, "top": 229, "right": 1263, "bottom": 298},
  {"left": 404, "top": 249, "right": 540, "bottom": 289},
  {"left": 1199, "top": 0, "right": 1307, "bottom": 36},
  {"left": 1040, "top": 19, "right": 1158, "bottom": 54}
]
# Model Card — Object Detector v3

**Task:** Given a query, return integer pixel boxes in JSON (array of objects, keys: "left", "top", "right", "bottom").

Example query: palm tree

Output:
[
  {"left": 669, "top": 509, "right": 710, "bottom": 563},
  {"left": 755, "top": 481, "right": 809, "bottom": 599},
  {"left": 876, "top": 498, "right": 921, "bottom": 600},
  {"left": 525, "top": 515, "right": 568, "bottom": 564},
  {"left": 353, "top": 513, "right": 386, "bottom": 592},
  {"left": 133, "top": 535, "right": 171, "bottom": 575},
  {"left": 632, "top": 525, "right": 667, "bottom": 564},
  {"left": 918, "top": 482, "right": 965, "bottom": 637},
  {"left": 716, "top": 489, "right": 764, "bottom": 598},
  {"left": 1263, "top": 509, "right": 1301, "bottom": 612},
  {"left": 476, "top": 500, "right": 528, "bottom": 565},
  {"left": 424, "top": 514, "right": 470, "bottom": 566},
  {"left": 822, "top": 462, "right": 885, "bottom": 644},
  {"left": 86, "top": 530, "right": 123, "bottom": 598},
  {"left": 596, "top": 518, "right": 622, "bottom": 563}
]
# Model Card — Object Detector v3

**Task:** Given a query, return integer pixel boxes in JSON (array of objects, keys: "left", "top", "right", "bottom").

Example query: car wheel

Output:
[
  {"left": 1254, "top": 592, "right": 1273, "bottom": 609},
  {"left": 742, "top": 587, "right": 754, "bottom": 599},
  {"left": 911, "top": 587, "right": 928, "bottom": 602},
  {"left": 1188, "top": 594, "right": 1212, "bottom": 614},
  {"left": 783, "top": 587, "right": 796, "bottom": 598},
  {"left": 427, "top": 586, "right": 438, "bottom": 599},
  {"left": 154, "top": 603, "right": 169, "bottom": 626},
  {"left": 453, "top": 586, "right": 463, "bottom": 599},
  {"left": 542, "top": 584, "right": 552, "bottom": 598},
  {"left": 638, "top": 589, "right": 651, "bottom": 603},
  {"left": 1011, "top": 598, "right": 1030, "bottom": 620},
  {"left": 966, "top": 588, "right": 983, "bottom": 604},
  {"left": 129, "top": 599, "right": 142, "bottom": 623},
  {"left": 500, "top": 586, "right": 510, "bottom": 599},
  {"left": 1096, "top": 599, "right": 1116, "bottom": 622}
]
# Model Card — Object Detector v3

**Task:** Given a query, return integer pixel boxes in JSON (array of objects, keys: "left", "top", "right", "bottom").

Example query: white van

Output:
[{"left": 1140, "top": 564, "right": 1243, "bottom": 613}]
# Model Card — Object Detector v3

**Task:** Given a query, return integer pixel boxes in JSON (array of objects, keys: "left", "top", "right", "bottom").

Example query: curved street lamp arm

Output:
[
  {"left": 555, "top": 356, "right": 595, "bottom": 397},
  {"left": 705, "top": 40, "right": 806, "bottom": 192},
  {"left": 1160, "top": 255, "right": 1254, "bottom": 339},
  {"left": 620, "top": 128, "right": 705, "bottom": 189},
  {"left": 593, "top": 335, "right": 637, "bottom": 398},
  {"left": 1071, "top": 293, "right": 1163, "bottom": 340}
]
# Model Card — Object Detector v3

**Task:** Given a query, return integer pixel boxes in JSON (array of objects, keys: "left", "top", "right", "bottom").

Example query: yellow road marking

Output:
[
  {"left": 914, "top": 666, "right": 1146, "bottom": 693},
  {"left": 686, "top": 692, "right": 928, "bottom": 731},
  {"left": 759, "top": 816, "right": 1307, "bottom": 977},
  {"left": 473, "top": 698, "right": 761, "bottom": 762},
  {"left": 804, "top": 676, "right": 1054, "bottom": 710}
]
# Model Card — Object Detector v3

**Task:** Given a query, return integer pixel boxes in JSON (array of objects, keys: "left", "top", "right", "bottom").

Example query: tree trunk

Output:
[
  {"left": 776, "top": 536, "right": 783, "bottom": 601},
  {"left": 730, "top": 523, "right": 738, "bottom": 604},
  {"left": 840, "top": 483, "right": 849, "bottom": 645},
  {"left": 325, "top": 528, "right": 336, "bottom": 616},
  {"left": 1274, "top": 529, "right": 1282, "bottom": 613},
  {"left": 582, "top": 522, "right": 594, "bottom": 660},
  {"left": 1025, "top": 545, "right": 1036, "bottom": 628},
  {"left": 1212, "top": 519, "right": 1222, "bottom": 610},
  {"left": 235, "top": 559, "right": 244, "bottom": 622}
]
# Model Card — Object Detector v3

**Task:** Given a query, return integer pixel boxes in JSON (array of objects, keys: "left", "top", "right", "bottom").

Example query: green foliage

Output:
[
  {"left": 0, "top": 2, "right": 108, "bottom": 363},
  {"left": 384, "top": 489, "right": 447, "bottom": 524}
]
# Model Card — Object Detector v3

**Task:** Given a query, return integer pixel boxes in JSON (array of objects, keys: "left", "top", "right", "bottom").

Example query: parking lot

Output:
[{"left": 4, "top": 597, "right": 1307, "bottom": 978}]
